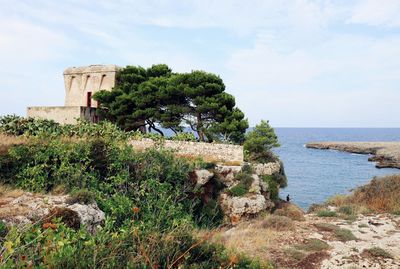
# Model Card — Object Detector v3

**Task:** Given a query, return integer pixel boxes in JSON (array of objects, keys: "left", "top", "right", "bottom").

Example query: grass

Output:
[
  {"left": 284, "top": 248, "right": 306, "bottom": 261},
  {"left": 294, "top": 238, "right": 330, "bottom": 252},
  {"left": 334, "top": 228, "right": 357, "bottom": 242},
  {"left": 316, "top": 210, "right": 337, "bottom": 217},
  {"left": 364, "top": 247, "right": 393, "bottom": 259},
  {"left": 0, "top": 134, "right": 27, "bottom": 155},
  {"left": 314, "top": 223, "right": 357, "bottom": 242},
  {"left": 274, "top": 203, "right": 305, "bottom": 221},
  {"left": 260, "top": 215, "right": 294, "bottom": 231}
]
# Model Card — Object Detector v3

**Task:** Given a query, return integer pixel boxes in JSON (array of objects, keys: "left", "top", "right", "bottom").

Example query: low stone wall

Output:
[
  {"left": 27, "top": 106, "right": 82, "bottom": 124},
  {"left": 27, "top": 106, "right": 100, "bottom": 124},
  {"left": 128, "top": 138, "right": 243, "bottom": 163}
]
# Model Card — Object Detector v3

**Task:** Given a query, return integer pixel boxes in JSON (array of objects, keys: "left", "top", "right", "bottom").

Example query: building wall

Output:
[
  {"left": 63, "top": 65, "right": 119, "bottom": 108},
  {"left": 129, "top": 138, "right": 244, "bottom": 163},
  {"left": 27, "top": 106, "right": 82, "bottom": 125}
]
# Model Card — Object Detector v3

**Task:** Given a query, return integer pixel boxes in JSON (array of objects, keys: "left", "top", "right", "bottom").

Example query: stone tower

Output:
[
  {"left": 27, "top": 64, "right": 120, "bottom": 124},
  {"left": 63, "top": 65, "right": 119, "bottom": 108}
]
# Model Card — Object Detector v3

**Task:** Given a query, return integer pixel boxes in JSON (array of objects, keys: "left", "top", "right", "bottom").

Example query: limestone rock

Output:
[
  {"left": 219, "top": 193, "right": 274, "bottom": 220},
  {"left": 0, "top": 191, "right": 105, "bottom": 233},
  {"left": 216, "top": 165, "right": 242, "bottom": 187},
  {"left": 192, "top": 169, "right": 214, "bottom": 186},
  {"left": 67, "top": 203, "right": 105, "bottom": 233},
  {"left": 252, "top": 161, "right": 281, "bottom": 176}
]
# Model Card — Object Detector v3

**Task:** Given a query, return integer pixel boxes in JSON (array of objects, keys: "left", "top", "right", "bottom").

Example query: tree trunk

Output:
[{"left": 196, "top": 113, "right": 205, "bottom": 142}]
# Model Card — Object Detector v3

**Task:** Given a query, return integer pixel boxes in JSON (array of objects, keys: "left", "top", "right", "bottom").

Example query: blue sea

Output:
[{"left": 274, "top": 128, "right": 400, "bottom": 210}]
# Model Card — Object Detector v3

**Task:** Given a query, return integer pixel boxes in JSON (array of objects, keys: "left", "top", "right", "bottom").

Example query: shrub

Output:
[
  {"left": 295, "top": 238, "right": 330, "bottom": 252},
  {"left": 334, "top": 228, "right": 357, "bottom": 242},
  {"left": 364, "top": 247, "right": 393, "bottom": 259},
  {"left": 260, "top": 215, "right": 294, "bottom": 231},
  {"left": 349, "top": 175, "right": 400, "bottom": 214},
  {"left": 227, "top": 171, "right": 254, "bottom": 197},
  {"left": 274, "top": 203, "right": 305, "bottom": 221},
  {"left": 316, "top": 210, "right": 337, "bottom": 217},
  {"left": 262, "top": 175, "right": 279, "bottom": 200},
  {"left": 243, "top": 120, "right": 280, "bottom": 163},
  {"left": 66, "top": 189, "right": 95, "bottom": 204},
  {"left": 170, "top": 132, "right": 197, "bottom": 142},
  {"left": 314, "top": 223, "right": 357, "bottom": 242}
]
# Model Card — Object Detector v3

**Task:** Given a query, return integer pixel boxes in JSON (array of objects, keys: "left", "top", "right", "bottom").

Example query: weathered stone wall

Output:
[
  {"left": 128, "top": 138, "right": 244, "bottom": 163},
  {"left": 64, "top": 65, "right": 120, "bottom": 108},
  {"left": 27, "top": 106, "right": 82, "bottom": 125},
  {"left": 27, "top": 106, "right": 100, "bottom": 124}
]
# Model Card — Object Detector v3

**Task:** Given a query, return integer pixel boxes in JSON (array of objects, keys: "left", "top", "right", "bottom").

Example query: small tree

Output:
[{"left": 243, "top": 120, "right": 280, "bottom": 162}]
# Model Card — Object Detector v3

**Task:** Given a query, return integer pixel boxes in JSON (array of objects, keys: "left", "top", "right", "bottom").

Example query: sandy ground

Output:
[{"left": 306, "top": 142, "right": 400, "bottom": 169}]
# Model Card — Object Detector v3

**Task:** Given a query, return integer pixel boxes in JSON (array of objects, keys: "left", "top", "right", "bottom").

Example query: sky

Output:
[{"left": 0, "top": 0, "right": 399, "bottom": 127}]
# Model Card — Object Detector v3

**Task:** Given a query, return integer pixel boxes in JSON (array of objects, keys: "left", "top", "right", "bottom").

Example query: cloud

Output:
[{"left": 349, "top": 0, "right": 400, "bottom": 27}]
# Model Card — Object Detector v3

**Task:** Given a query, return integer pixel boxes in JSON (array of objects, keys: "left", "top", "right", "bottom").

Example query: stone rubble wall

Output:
[{"left": 128, "top": 138, "right": 244, "bottom": 163}]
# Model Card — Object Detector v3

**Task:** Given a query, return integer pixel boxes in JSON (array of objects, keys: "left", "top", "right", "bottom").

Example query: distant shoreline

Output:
[{"left": 305, "top": 141, "right": 400, "bottom": 169}]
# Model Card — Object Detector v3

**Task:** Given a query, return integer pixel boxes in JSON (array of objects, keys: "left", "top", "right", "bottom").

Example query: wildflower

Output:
[
  {"left": 132, "top": 207, "right": 140, "bottom": 213},
  {"left": 21, "top": 255, "right": 27, "bottom": 261},
  {"left": 42, "top": 222, "right": 57, "bottom": 230}
]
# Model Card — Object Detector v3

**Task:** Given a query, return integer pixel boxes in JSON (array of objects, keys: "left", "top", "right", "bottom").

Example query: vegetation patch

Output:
[
  {"left": 294, "top": 238, "right": 330, "bottom": 252},
  {"left": 226, "top": 171, "right": 254, "bottom": 197},
  {"left": 363, "top": 247, "right": 393, "bottom": 259},
  {"left": 260, "top": 215, "right": 294, "bottom": 231},
  {"left": 274, "top": 202, "right": 305, "bottom": 221},
  {"left": 316, "top": 210, "right": 337, "bottom": 217}
]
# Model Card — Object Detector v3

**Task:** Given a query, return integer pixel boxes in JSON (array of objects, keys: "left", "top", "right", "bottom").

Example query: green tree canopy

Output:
[
  {"left": 243, "top": 120, "right": 280, "bottom": 162},
  {"left": 94, "top": 64, "right": 248, "bottom": 143}
]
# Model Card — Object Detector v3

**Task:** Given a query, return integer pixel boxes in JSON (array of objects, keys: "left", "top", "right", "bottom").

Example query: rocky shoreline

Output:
[{"left": 306, "top": 142, "right": 400, "bottom": 169}]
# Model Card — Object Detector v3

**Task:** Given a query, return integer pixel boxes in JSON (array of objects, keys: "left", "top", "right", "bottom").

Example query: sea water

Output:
[{"left": 274, "top": 128, "right": 400, "bottom": 210}]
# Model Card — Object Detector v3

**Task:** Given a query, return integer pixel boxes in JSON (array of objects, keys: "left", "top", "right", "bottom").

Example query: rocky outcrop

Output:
[
  {"left": 215, "top": 164, "right": 277, "bottom": 221},
  {"left": 191, "top": 169, "right": 214, "bottom": 187},
  {"left": 0, "top": 192, "right": 105, "bottom": 233},
  {"left": 306, "top": 142, "right": 400, "bottom": 169},
  {"left": 252, "top": 161, "right": 281, "bottom": 176}
]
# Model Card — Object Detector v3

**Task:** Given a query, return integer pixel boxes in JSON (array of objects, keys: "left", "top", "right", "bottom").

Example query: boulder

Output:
[
  {"left": 0, "top": 191, "right": 105, "bottom": 233},
  {"left": 219, "top": 193, "right": 274, "bottom": 220},
  {"left": 192, "top": 169, "right": 214, "bottom": 187},
  {"left": 215, "top": 165, "right": 242, "bottom": 187}
]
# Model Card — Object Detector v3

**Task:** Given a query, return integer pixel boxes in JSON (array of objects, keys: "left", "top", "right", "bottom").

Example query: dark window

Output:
[{"left": 87, "top": 92, "right": 92, "bottom": 107}]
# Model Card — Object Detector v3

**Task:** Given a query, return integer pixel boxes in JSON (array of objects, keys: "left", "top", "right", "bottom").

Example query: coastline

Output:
[{"left": 305, "top": 142, "right": 400, "bottom": 169}]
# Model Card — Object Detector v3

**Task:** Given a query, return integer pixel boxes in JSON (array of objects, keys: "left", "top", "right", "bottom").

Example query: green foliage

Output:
[
  {"left": 316, "top": 210, "right": 337, "bottom": 217},
  {"left": 244, "top": 120, "right": 280, "bottom": 162},
  {"left": 0, "top": 120, "right": 275, "bottom": 267},
  {"left": 66, "top": 189, "right": 95, "bottom": 205},
  {"left": 294, "top": 238, "right": 330, "bottom": 252},
  {"left": 334, "top": 228, "right": 357, "bottom": 242},
  {"left": 93, "top": 65, "right": 248, "bottom": 144},
  {"left": 0, "top": 221, "right": 270, "bottom": 268},
  {"left": 262, "top": 175, "right": 279, "bottom": 201},
  {"left": 169, "top": 132, "right": 197, "bottom": 142},
  {"left": 227, "top": 171, "right": 254, "bottom": 197},
  {"left": 365, "top": 247, "right": 393, "bottom": 259}
]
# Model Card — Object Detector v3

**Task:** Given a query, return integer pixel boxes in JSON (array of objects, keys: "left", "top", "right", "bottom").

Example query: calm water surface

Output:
[{"left": 274, "top": 128, "right": 400, "bottom": 210}]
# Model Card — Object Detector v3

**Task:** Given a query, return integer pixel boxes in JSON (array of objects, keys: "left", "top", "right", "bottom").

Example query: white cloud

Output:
[{"left": 349, "top": 0, "right": 400, "bottom": 27}]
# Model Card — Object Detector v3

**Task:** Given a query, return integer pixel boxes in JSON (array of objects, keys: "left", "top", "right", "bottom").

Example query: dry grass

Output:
[
  {"left": 274, "top": 203, "right": 305, "bottom": 221},
  {"left": 0, "top": 134, "right": 27, "bottom": 155},
  {"left": 349, "top": 175, "right": 400, "bottom": 213},
  {"left": 260, "top": 215, "right": 294, "bottom": 231}
]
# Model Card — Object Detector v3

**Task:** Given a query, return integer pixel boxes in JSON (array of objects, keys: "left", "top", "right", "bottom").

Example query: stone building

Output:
[{"left": 27, "top": 65, "right": 120, "bottom": 124}]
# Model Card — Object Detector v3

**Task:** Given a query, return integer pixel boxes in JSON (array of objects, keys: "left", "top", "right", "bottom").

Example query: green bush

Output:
[
  {"left": 243, "top": 120, "right": 280, "bottom": 163},
  {"left": 66, "top": 189, "right": 95, "bottom": 205},
  {"left": 262, "top": 175, "right": 279, "bottom": 200},
  {"left": 227, "top": 171, "right": 254, "bottom": 197},
  {"left": 316, "top": 210, "right": 337, "bottom": 217}
]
